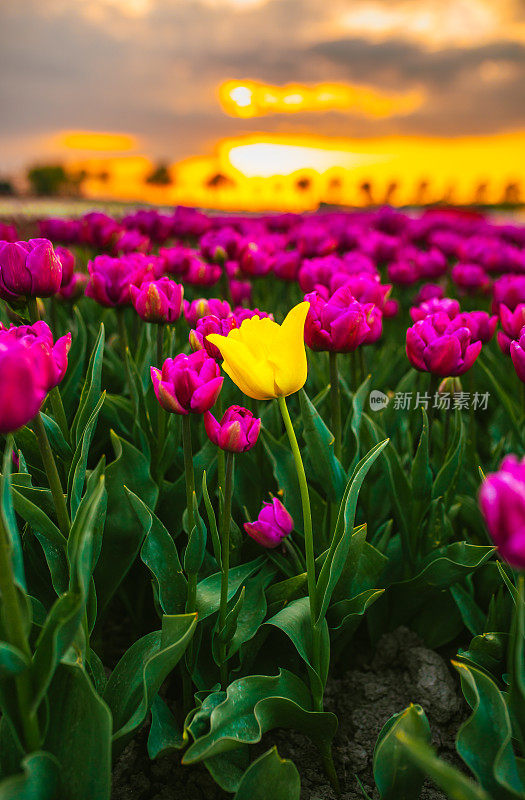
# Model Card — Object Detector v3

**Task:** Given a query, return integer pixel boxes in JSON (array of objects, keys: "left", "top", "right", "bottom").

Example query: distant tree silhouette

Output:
[
  {"left": 0, "top": 178, "right": 15, "bottom": 196},
  {"left": 383, "top": 180, "right": 398, "bottom": 205},
  {"left": 359, "top": 180, "right": 374, "bottom": 205},
  {"left": 414, "top": 179, "right": 429, "bottom": 206},
  {"left": 206, "top": 172, "right": 235, "bottom": 189},
  {"left": 474, "top": 181, "right": 489, "bottom": 205},
  {"left": 296, "top": 177, "right": 312, "bottom": 191},
  {"left": 27, "top": 164, "right": 85, "bottom": 196},
  {"left": 502, "top": 181, "right": 522, "bottom": 205},
  {"left": 146, "top": 163, "right": 173, "bottom": 186},
  {"left": 27, "top": 165, "right": 68, "bottom": 196}
]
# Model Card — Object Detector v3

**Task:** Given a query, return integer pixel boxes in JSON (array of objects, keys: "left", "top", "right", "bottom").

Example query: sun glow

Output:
[
  {"left": 219, "top": 80, "right": 425, "bottom": 119},
  {"left": 57, "top": 131, "right": 137, "bottom": 152},
  {"left": 62, "top": 130, "right": 525, "bottom": 212}
]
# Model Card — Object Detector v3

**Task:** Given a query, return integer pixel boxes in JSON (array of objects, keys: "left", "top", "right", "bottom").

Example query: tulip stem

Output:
[
  {"left": 277, "top": 396, "right": 316, "bottom": 617},
  {"left": 219, "top": 451, "right": 234, "bottom": 689},
  {"left": 510, "top": 573, "right": 525, "bottom": 753},
  {"left": 156, "top": 324, "right": 164, "bottom": 368},
  {"left": 283, "top": 536, "right": 305, "bottom": 575},
  {"left": 32, "top": 412, "right": 70, "bottom": 538},
  {"left": 329, "top": 352, "right": 342, "bottom": 462},
  {"left": 117, "top": 310, "right": 135, "bottom": 412},
  {"left": 182, "top": 414, "right": 197, "bottom": 711},
  {"left": 0, "top": 444, "right": 40, "bottom": 751},
  {"left": 216, "top": 394, "right": 225, "bottom": 491},
  {"left": 278, "top": 395, "right": 339, "bottom": 791},
  {"left": 154, "top": 325, "right": 166, "bottom": 480},
  {"left": 27, "top": 297, "right": 40, "bottom": 323}
]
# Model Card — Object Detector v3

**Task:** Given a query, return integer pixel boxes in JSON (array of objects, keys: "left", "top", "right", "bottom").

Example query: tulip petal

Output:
[{"left": 271, "top": 301, "right": 309, "bottom": 396}]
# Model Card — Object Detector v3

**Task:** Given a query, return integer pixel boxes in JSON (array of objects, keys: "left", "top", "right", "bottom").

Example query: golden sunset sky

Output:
[{"left": 1, "top": 0, "right": 525, "bottom": 207}]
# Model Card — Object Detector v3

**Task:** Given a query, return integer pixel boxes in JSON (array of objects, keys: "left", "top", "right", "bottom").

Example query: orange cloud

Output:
[
  {"left": 56, "top": 131, "right": 138, "bottom": 152},
  {"left": 218, "top": 79, "right": 425, "bottom": 119}
]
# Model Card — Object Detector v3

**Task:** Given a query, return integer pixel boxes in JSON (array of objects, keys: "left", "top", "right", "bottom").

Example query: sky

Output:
[{"left": 1, "top": 0, "right": 525, "bottom": 177}]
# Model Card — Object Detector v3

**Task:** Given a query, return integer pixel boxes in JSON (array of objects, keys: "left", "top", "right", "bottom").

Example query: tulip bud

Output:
[
  {"left": 204, "top": 405, "right": 261, "bottom": 452},
  {"left": 150, "top": 350, "right": 223, "bottom": 415},
  {"left": 406, "top": 312, "right": 482, "bottom": 377},
  {"left": 183, "top": 298, "right": 231, "bottom": 327},
  {"left": 511, "top": 328, "right": 525, "bottom": 382},
  {"left": 130, "top": 277, "right": 184, "bottom": 324},
  {"left": 0, "top": 339, "right": 47, "bottom": 433},
  {"left": 0, "top": 238, "right": 62, "bottom": 298},
  {"left": 1, "top": 321, "right": 71, "bottom": 392},
  {"left": 410, "top": 297, "right": 460, "bottom": 323},
  {"left": 479, "top": 455, "right": 525, "bottom": 568},
  {"left": 304, "top": 286, "right": 371, "bottom": 353},
  {"left": 189, "top": 315, "right": 237, "bottom": 360},
  {"left": 244, "top": 498, "right": 294, "bottom": 548}
]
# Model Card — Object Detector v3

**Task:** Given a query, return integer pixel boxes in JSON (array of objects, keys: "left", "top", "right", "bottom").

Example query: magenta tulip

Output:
[
  {"left": 0, "top": 238, "right": 62, "bottom": 298},
  {"left": 406, "top": 311, "right": 482, "bottom": 376},
  {"left": 130, "top": 277, "right": 184, "bottom": 324},
  {"left": 244, "top": 498, "right": 294, "bottom": 548},
  {"left": 0, "top": 339, "right": 47, "bottom": 433},
  {"left": 150, "top": 350, "right": 223, "bottom": 415},
  {"left": 304, "top": 286, "right": 370, "bottom": 353},
  {"left": 1, "top": 321, "right": 71, "bottom": 392},
  {"left": 204, "top": 405, "right": 261, "bottom": 452},
  {"left": 479, "top": 455, "right": 525, "bottom": 568}
]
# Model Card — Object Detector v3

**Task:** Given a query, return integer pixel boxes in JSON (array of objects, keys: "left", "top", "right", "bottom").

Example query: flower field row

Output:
[{"left": 0, "top": 205, "right": 524, "bottom": 799}]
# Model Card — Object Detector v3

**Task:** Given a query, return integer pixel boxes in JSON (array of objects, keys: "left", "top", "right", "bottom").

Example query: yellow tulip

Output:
[{"left": 206, "top": 301, "right": 310, "bottom": 400}]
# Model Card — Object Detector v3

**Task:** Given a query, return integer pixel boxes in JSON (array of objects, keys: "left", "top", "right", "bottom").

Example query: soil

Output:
[{"left": 112, "top": 628, "right": 466, "bottom": 800}]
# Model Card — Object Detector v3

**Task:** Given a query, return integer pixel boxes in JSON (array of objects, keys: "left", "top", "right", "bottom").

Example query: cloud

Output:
[{"left": 0, "top": 0, "right": 524, "bottom": 171}]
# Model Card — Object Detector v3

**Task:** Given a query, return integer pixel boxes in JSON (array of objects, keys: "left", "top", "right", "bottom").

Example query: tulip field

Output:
[{"left": 1, "top": 205, "right": 525, "bottom": 800}]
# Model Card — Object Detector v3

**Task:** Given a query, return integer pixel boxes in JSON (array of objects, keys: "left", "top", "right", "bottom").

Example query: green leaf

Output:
[
  {"left": 451, "top": 583, "right": 486, "bottom": 637},
  {"left": 103, "top": 613, "right": 197, "bottom": 749},
  {"left": 397, "top": 732, "right": 491, "bottom": 800},
  {"left": 234, "top": 747, "right": 300, "bottom": 800},
  {"left": 433, "top": 410, "right": 464, "bottom": 504},
  {"left": 129, "top": 490, "right": 187, "bottom": 615},
  {"left": 454, "top": 661, "right": 525, "bottom": 798},
  {"left": 195, "top": 557, "right": 265, "bottom": 622},
  {"left": 0, "top": 438, "right": 26, "bottom": 591},
  {"left": 266, "top": 597, "right": 330, "bottom": 700},
  {"left": 345, "top": 374, "right": 372, "bottom": 473},
  {"left": 147, "top": 695, "right": 184, "bottom": 759},
  {"left": 71, "top": 323, "right": 105, "bottom": 447},
  {"left": 387, "top": 543, "right": 495, "bottom": 629},
  {"left": 40, "top": 413, "right": 72, "bottom": 465},
  {"left": 410, "top": 408, "right": 432, "bottom": 508},
  {"left": 68, "top": 392, "right": 106, "bottom": 519},
  {"left": 0, "top": 644, "right": 29, "bottom": 680},
  {"left": 299, "top": 389, "right": 346, "bottom": 503},
  {"left": 203, "top": 471, "right": 221, "bottom": 568},
  {"left": 316, "top": 439, "right": 389, "bottom": 624},
  {"left": 373, "top": 704, "right": 431, "bottom": 800},
  {"left": 184, "top": 495, "right": 207, "bottom": 575},
  {"left": 328, "top": 588, "right": 385, "bottom": 633},
  {"left": 31, "top": 475, "right": 106, "bottom": 712},
  {"left": 44, "top": 663, "right": 111, "bottom": 800},
  {"left": 0, "top": 752, "right": 60, "bottom": 800},
  {"left": 11, "top": 487, "right": 67, "bottom": 595},
  {"left": 227, "top": 564, "right": 275, "bottom": 659},
  {"left": 60, "top": 305, "right": 87, "bottom": 413},
  {"left": 94, "top": 431, "right": 158, "bottom": 611},
  {"left": 183, "top": 669, "right": 337, "bottom": 764}
]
